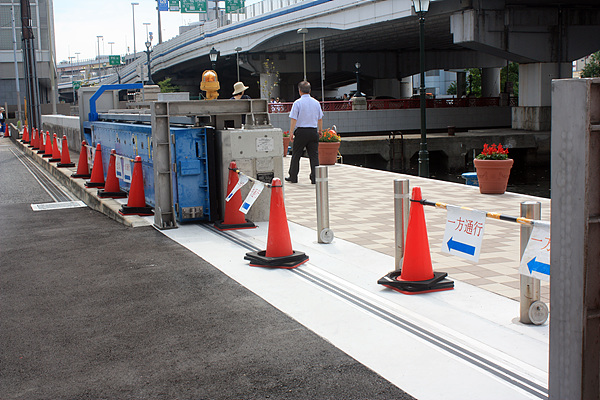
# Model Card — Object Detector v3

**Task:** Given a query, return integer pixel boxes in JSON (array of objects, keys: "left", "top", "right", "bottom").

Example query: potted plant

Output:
[
  {"left": 473, "top": 143, "right": 513, "bottom": 194},
  {"left": 282, "top": 131, "right": 290, "bottom": 157},
  {"left": 318, "top": 127, "right": 341, "bottom": 165}
]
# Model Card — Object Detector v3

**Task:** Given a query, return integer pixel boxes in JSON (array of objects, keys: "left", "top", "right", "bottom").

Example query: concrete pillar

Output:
[
  {"left": 512, "top": 62, "right": 571, "bottom": 131},
  {"left": 481, "top": 67, "right": 501, "bottom": 98},
  {"left": 400, "top": 76, "right": 413, "bottom": 98},
  {"left": 456, "top": 71, "right": 467, "bottom": 97}
]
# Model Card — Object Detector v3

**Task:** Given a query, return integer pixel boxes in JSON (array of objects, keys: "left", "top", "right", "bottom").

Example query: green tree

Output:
[
  {"left": 500, "top": 62, "right": 519, "bottom": 96},
  {"left": 446, "top": 81, "right": 457, "bottom": 95},
  {"left": 158, "top": 77, "right": 180, "bottom": 93},
  {"left": 581, "top": 51, "right": 600, "bottom": 78},
  {"left": 467, "top": 68, "right": 481, "bottom": 97}
]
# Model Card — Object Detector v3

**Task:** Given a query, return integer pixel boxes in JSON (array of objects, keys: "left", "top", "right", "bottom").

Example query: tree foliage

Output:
[
  {"left": 158, "top": 77, "right": 179, "bottom": 93},
  {"left": 581, "top": 51, "right": 600, "bottom": 78},
  {"left": 500, "top": 62, "right": 519, "bottom": 96}
]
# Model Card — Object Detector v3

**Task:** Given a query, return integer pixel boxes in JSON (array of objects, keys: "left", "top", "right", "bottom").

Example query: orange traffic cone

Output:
[
  {"left": 119, "top": 156, "right": 153, "bottom": 216},
  {"left": 98, "top": 150, "right": 127, "bottom": 198},
  {"left": 30, "top": 128, "right": 39, "bottom": 150},
  {"left": 36, "top": 129, "right": 46, "bottom": 154},
  {"left": 85, "top": 143, "right": 105, "bottom": 188},
  {"left": 71, "top": 140, "right": 91, "bottom": 178},
  {"left": 42, "top": 131, "right": 53, "bottom": 158},
  {"left": 244, "top": 177, "right": 308, "bottom": 269},
  {"left": 2, "top": 122, "right": 8, "bottom": 138},
  {"left": 49, "top": 134, "right": 62, "bottom": 162},
  {"left": 57, "top": 135, "right": 75, "bottom": 167},
  {"left": 378, "top": 186, "right": 453, "bottom": 294},
  {"left": 214, "top": 161, "right": 256, "bottom": 230},
  {"left": 22, "top": 125, "right": 30, "bottom": 144}
]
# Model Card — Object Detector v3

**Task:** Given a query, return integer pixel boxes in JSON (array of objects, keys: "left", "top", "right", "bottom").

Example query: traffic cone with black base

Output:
[
  {"left": 30, "top": 128, "right": 39, "bottom": 150},
  {"left": 57, "top": 135, "right": 75, "bottom": 167},
  {"left": 37, "top": 130, "right": 46, "bottom": 154},
  {"left": 85, "top": 143, "right": 105, "bottom": 188},
  {"left": 214, "top": 161, "right": 256, "bottom": 230},
  {"left": 49, "top": 134, "right": 62, "bottom": 162},
  {"left": 22, "top": 126, "right": 30, "bottom": 144},
  {"left": 244, "top": 177, "right": 308, "bottom": 269},
  {"left": 72, "top": 140, "right": 91, "bottom": 178},
  {"left": 119, "top": 156, "right": 153, "bottom": 216},
  {"left": 377, "top": 186, "right": 454, "bottom": 294},
  {"left": 42, "top": 132, "right": 53, "bottom": 158},
  {"left": 98, "top": 150, "right": 127, "bottom": 198}
]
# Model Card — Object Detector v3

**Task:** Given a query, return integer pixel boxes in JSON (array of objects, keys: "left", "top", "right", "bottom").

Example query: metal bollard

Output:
[
  {"left": 316, "top": 166, "right": 334, "bottom": 243},
  {"left": 519, "top": 201, "right": 542, "bottom": 324},
  {"left": 394, "top": 179, "right": 410, "bottom": 270}
]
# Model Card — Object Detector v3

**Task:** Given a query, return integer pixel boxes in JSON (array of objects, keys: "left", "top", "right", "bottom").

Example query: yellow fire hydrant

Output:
[{"left": 200, "top": 70, "right": 220, "bottom": 100}]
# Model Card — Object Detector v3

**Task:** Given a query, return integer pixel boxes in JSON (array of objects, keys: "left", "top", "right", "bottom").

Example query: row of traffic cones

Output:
[{"left": 20, "top": 125, "right": 153, "bottom": 216}]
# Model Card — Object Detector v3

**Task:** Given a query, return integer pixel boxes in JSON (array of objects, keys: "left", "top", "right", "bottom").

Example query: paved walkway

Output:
[{"left": 281, "top": 156, "right": 551, "bottom": 303}]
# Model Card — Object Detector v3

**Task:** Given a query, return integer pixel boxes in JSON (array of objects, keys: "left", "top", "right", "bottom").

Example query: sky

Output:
[{"left": 53, "top": 0, "right": 210, "bottom": 63}]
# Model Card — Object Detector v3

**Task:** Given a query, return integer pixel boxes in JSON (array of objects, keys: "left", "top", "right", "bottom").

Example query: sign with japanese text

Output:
[
  {"left": 519, "top": 222, "right": 550, "bottom": 282},
  {"left": 109, "top": 55, "right": 121, "bottom": 66},
  {"left": 158, "top": 0, "right": 169, "bottom": 11},
  {"left": 225, "top": 0, "right": 245, "bottom": 13},
  {"left": 442, "top": 205, "right": 486, "bottom": 262},
  {"left": 169, "top": 0, "right": 180, "bottom": 11},
  {"left": 73, "top": 80, "right": 82, "bottom": 90},
  {"left": 240, "top": 181, "right": 264, "bottom": 214},
  {"left": 181, "top": 0, "right": 207, "bottom": 13}
]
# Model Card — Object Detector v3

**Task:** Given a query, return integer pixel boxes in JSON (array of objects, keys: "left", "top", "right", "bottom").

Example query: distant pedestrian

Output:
[
  {"left": 286, "top": 81, "right": 323, "bottom": 184},
  {"left": 0, "top": 107, "right": 5, "bottom": 135},
  {"left": 231, "top": 82, "right": 250, "bottom": 99}
]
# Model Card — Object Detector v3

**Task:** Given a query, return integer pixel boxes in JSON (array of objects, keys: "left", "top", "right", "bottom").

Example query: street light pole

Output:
[
  {"left": 412, "top": 0, "right": 430, "bottom": 178},
  {"left": 131, "top": 2, "right": 139, "bottom": 55},
  {"left": 108, "top": 41, "right": 114, "bottom": 54},
  {"left": 297, "top": 28, "right": 308, "bottom": 81},
  {"left": 96, "top": 35, "right": 102, "bottom": 60},
  {"left": 143, "top": 22, "right": 151, "bottom": 42},
  {"left": 235, "top": 46, "right": 242, "bottom": 81},
  {"left": 145, "top": 40, "right": 154, "bottom": 85},
  {"left": 355, "top": 62, "right": 361, "bottom": 97},
  {"left": 209, "top": 47, "right": 218, "bottom": 70}
]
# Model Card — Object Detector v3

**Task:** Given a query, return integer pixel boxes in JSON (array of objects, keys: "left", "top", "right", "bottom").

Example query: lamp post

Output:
[
  {"left": 412, "top": 0, "right": 430, "bottom": 178},
  {"left": 145, "top": 40, "right": 154, "bottom": 85},
  {"left": 131, "top": 2, "right": 139, "bottom": 55},
  {"left": 235, "top": 46, "right": 242, "bottom": 81},
  {"left": 355, "top": 62, "right": 361, "bottom": 97},
  {"left": 143, "top": 22, "right": 151, "bottom": 42},
  {"left": 108, "top": 41, "right": 115, "bottom": 54},
  {"left": 297, "top": 28, "right": 308, "bottom": 81},
  {"left": 69, "top": 56, "right": 75, "bottom": 104},
  {"left": 96, "top": 35, "right": 103, "bottom": 59},
  {"left": 209, "top": 47, "right": 218, "bottom": 70}
]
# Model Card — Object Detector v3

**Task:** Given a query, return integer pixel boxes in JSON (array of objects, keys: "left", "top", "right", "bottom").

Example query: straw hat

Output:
[{"left": 232, "top": 81, "right": 249, "bottom": 95}]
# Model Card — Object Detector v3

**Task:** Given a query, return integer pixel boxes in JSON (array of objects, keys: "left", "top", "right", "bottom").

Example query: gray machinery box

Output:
[{"left": 217, "top": 127, "right": 284, "bottom": 222}]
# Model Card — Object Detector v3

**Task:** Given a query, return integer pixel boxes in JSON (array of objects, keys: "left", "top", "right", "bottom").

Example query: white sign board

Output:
[
  {"left": 240, "top": 181, "right": 264, "bottom": 214},
  {"left": 519, "top": 222, "right": 550, "bottom": 282},
  {"left": 255, "top": 137, "right": 274, "bottom": 152},
  {"left": 442, "top": 205, "right": 486, "bottom": 262}
]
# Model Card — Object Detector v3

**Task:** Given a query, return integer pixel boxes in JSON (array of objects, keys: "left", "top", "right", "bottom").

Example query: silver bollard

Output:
[
  {"left": 394, "top": 179, "right": 410, "bottom": 270},
  {"left": 316, "top": 166, "right": 334, "bottom": 243},
  {"left": 519, "top": 201, "right": 542, "bottom": 324}
]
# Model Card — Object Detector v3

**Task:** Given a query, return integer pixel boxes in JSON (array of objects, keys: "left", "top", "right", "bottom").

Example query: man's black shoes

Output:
[{"left": 285, "top": 177, "right": 297, "bottom": 183}]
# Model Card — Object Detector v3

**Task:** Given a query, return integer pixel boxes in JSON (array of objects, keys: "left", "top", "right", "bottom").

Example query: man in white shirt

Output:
[{"left": 285, "top": 81, "right": 323, "bottom": 184}]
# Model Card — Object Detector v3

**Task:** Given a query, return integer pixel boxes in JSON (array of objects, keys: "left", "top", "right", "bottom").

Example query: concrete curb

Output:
[{"left": 11, "top": 131, "right": 151, "bottom": 228}]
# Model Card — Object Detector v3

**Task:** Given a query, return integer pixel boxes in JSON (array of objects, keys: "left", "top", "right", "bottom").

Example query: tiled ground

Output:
[{"left": 282, "top": 156, "right": 551, "bottom": 303}]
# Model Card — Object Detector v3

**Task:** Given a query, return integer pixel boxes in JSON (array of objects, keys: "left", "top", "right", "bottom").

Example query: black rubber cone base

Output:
[
  {"left": 85, "top": 181, "right": 104, "bottom": 188},
  {"left": 377, "top": 270, "right": 454, "bottom": 295},
  {"left": 244, "top": 250, "right": 309, "bottom": 269},
  {"left": 71, "top": 173, "right": 91, "bottom": 179},
  {"left": 57, "top": 162, "right": 75, "bottom": 168},
  {"left": 214, "top": 219, "right": 256, "bottom": 231},
  {"left": 49, "top": 157, "right": 61, "bottom": 162},
  {"left": 98, "top": 189, "right": 128, "bottom": 198},
  {"left": 119, "top": 205, "right": 154, "bottom": 216},
  {"left": 37, "top": 150, "right": 45, "bottom": 154},
  {"left": 42, "top": 154, "right": 52, "bottom": 158}
]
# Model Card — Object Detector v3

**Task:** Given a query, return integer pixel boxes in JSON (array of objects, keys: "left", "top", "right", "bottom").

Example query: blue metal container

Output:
[{"left": 84, "top": 121, "right": 218, "bottom": 222}]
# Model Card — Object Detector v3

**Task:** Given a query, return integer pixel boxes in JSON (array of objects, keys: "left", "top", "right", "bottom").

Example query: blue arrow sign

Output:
[
  {"left": 527, "top": 257, "right": 550, "bottom": 276},
  {"left": 447, "top": 237, "right": 476, "bottom": 256}
]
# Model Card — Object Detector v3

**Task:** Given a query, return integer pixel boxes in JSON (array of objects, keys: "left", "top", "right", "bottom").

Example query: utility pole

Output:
[
  {"left": 10, "top": 1, "right": 22, "bottom": 124},
  {"left": 20, "top": 0, "right": 41, "bottom": 129}
]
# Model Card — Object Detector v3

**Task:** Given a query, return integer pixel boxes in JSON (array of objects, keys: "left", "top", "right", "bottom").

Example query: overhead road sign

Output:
[{"left": 181, "top": 0, "right": 207, "bottom": 13}]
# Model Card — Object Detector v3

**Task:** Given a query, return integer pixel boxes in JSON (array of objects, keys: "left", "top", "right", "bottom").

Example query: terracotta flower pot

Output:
[
  {"left": 318, "top": 141, "right": 341, "bottom": 165},
  {"left": 473, "top": 158, "right": 514, "bottom": 194},
  {"left": 282, "top": 136, "right": 290, "bottom": 157}
]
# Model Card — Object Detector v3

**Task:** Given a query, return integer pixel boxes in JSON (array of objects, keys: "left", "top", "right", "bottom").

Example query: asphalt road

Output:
[{"left": 0, "top": 139, "right": 414, "bottom": 399}]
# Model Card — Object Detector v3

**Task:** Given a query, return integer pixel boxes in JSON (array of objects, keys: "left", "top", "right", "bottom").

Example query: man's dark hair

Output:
[{"left": 298, "top": 81, "right": 311, "bottom": 94}]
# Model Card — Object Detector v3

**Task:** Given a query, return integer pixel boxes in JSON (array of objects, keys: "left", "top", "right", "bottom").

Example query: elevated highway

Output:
[{"left": 98, "top": 0, "right": 600, "bottom": 130}]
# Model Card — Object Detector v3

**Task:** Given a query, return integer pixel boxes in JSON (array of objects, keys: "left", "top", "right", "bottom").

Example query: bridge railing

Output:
[
  {"left": 219, "top": 0, "right": 306, "bottom": 25},
  {"left": 268, "top": 97, "right": 515, "bottom": 113}
]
